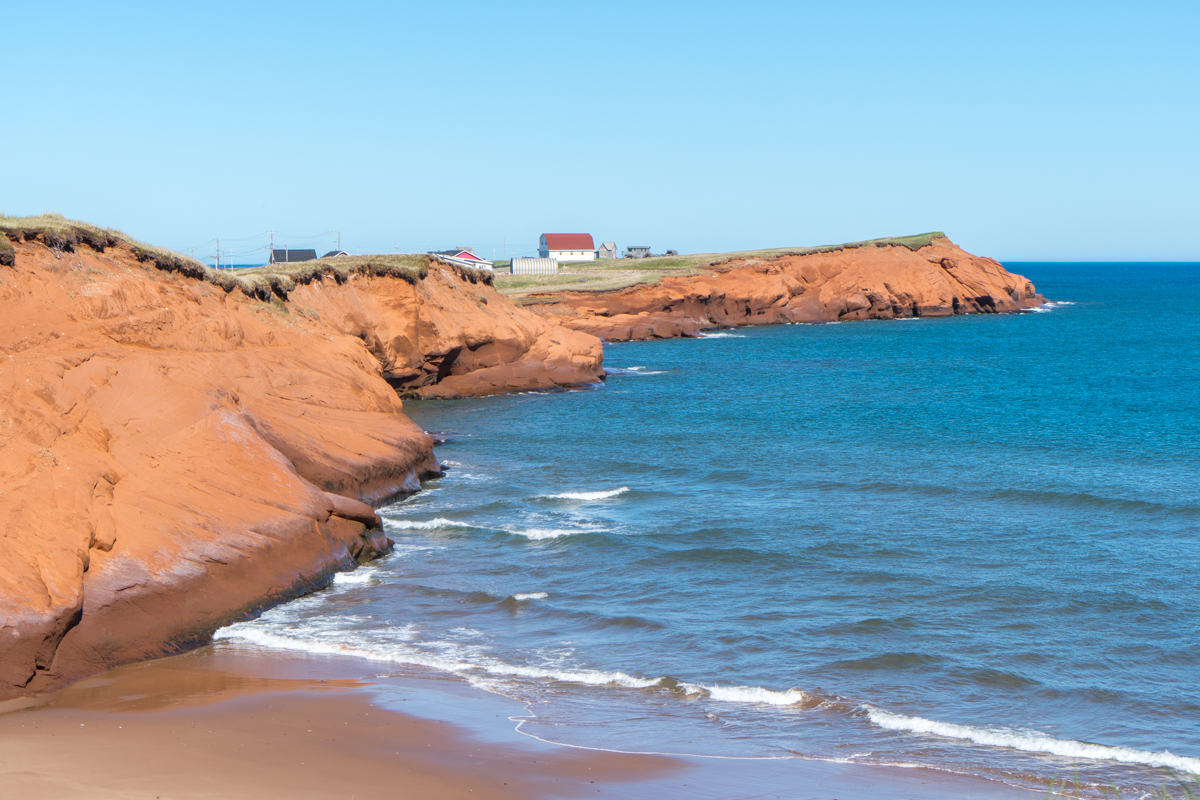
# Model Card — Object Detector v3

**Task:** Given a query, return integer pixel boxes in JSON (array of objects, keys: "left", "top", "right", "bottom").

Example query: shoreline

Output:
[{"left": 0, "top": 643, "right": 1028, "bottom": 799}]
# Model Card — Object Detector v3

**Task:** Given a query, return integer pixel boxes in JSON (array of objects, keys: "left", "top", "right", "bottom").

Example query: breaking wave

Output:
[
  {"left": 865, "top": 707, "right": 1200, "bottom": 774},
  {"left": 332, "top": 570, "right": 376, "bottom": 586},
  {"left": 541, "top": 487, "right": 630, "bottom": 501},
  {"left": 386, "top": 517, "right": 482, "bottom": 531},
  {"left": 511, "top": 592, "right": 549, "bottom": 601},
  {"left": 506, "top": 527, "right": 596, "bottom": 540},
  {"left": 684, "top": 683, "right": 812, "bottom": 706},
  {"left": 214, "top": 623, "right": 812, "bottom": 708}
]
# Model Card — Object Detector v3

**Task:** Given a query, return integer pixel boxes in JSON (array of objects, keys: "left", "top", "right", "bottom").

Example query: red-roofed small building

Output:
[
  {"left": 429, "top": 248, "right": 494, "bottom": 270},
  {"left": 539, "top": 233, "right": 596, "bottom": 261}
]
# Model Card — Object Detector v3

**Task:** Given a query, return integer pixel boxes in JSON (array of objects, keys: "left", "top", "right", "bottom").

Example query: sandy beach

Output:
[{"left": 0, "top": 646, "right": 1028, "bottom": 800}]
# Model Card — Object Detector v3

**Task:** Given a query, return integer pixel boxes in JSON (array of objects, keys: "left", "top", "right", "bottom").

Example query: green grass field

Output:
[{"left": 493, "top": 233, "right": 946, "bottom": 298}]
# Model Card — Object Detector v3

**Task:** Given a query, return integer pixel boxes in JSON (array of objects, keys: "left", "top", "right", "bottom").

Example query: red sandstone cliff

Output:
[
  {"left": 0, "top": 229, "right": 1040, "bottom": 700},
  {"left": 524, "top": 236, "right": 1043, "bottom": 340},
  {"left": 0, "top": 238, "right": 603, "bottom": 698}
]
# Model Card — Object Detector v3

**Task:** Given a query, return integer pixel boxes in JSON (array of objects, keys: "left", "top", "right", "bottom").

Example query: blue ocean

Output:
[{"left": 216, "top": 263, "right": 1200, "bottom": 798}]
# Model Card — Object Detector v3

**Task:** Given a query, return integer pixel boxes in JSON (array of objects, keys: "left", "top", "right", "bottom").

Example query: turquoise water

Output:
[{"left": 217, "top": 264, "right": 1200, "bottom": 797}]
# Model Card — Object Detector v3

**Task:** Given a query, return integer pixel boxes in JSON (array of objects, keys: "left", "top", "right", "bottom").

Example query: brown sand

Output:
[
  {"left": 0, "top": 659, "right": 681, "bottom": 799},
  {"left": 0, "top": 649, "right": 1029, "bottom": 800}
]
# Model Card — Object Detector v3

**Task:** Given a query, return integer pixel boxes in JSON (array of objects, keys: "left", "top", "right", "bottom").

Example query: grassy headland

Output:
[
  {"left": 0, "top": 214, "right": 490, "bottom": 300},
  {"left": 494, "top": 232, "right": 946, "bottom": 299}
]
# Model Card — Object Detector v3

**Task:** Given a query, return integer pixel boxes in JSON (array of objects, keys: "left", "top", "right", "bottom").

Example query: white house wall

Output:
[{"left": 540, "top": 249, "right": 595, "bottom": 261}]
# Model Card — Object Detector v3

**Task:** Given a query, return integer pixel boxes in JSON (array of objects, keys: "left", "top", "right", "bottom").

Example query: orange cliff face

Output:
[
  {"left": 525, "top": 236, "right": 1044, "bottom": 341},
  {"left": 0, "top": 240, "right": 604, "bottom": 698}
]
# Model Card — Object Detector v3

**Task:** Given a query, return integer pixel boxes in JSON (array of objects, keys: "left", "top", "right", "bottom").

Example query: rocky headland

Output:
[
  {"left": 0, "top": 222, "right": 602, "bottom": 698},
  {"left": 0, "top": 222, "right": 1042, "bottom": 699},
  {"left": 520, "top": 235, "right": 1044, "bottom": 340}
]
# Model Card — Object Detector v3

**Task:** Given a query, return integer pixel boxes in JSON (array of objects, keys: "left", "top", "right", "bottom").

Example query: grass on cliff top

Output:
[
  {"left": 0, "top": 213, "right": 489, "bottom": 299},
  {"left": 230, "top": 253, "right": 494, "bottom": 292},
  {"left": 496, "top": 232, "right": 947, "bottom": 299},
  {"left": 233, "top": 254, "right": 429, "bottom": 286}
]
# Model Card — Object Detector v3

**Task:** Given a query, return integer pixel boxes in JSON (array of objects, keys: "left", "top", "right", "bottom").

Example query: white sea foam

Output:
[
  {"left": 482, "top": 663, "right": 662, "bottom": 688},
  {"left": 332, "top": 570, "right": 375, "bottom": 586},
  {"left": 1030, "top": 301, "right": 1074, "bottom": 313},
  {"left": 543, "top": 487, "right": 630, "bottom": 501},
  {"left": 214, "top": 624, "right": 660, "bottom": 689},
  {"left": 511, "top": 592, "right": 549, "bottom": 601},
  {"left": 387, "top": 517, "right": 481, "bottom": 531},
  {"left": 213, "top": 626, "right": 468, "bottom": 672},
  {"left": 215, "top": 616, "right": 822, "bottom": 710},
  {"left": 865, "top": 707, "right": 1200, "bottom": 774},
  {"left": 679, "top": 682, "right": 810, "bottom": 706},
  {"left": 699, "top": 332, "right": 746, "bottom": 338},
  {"left": 507, "top": 527, "right": 590, "bottom": 540}
]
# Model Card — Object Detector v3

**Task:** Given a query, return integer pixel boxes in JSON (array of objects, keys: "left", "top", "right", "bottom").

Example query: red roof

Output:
[{"left": 542, "top": 233, "right": 594, "bottom": 250}]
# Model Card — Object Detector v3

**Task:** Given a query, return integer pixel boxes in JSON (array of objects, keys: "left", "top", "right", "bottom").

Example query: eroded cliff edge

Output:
[
  {"left": 0, "top": 236, "right": 603, "bottom": 698},
  {"left": 522, "top": 236, "right": 1044, "bottom": 340}
]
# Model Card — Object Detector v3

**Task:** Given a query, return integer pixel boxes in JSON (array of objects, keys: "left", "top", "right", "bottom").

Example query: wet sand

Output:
[{"left": 0, "top": 648, "right": 1026, "bottom": 799}]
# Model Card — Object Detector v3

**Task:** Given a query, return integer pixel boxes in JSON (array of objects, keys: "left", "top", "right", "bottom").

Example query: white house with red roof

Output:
[{"left": 539, "top": 233, "right": 595, "bottom": 261}]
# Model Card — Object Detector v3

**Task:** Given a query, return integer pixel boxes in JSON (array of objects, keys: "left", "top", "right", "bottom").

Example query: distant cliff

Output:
[{"left": 522, "top": 235, "right": 1044, "bottom": 340}]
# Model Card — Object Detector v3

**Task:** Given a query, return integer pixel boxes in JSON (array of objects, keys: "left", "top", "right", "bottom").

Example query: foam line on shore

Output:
[
  {"left": 864, "top": 707, "right": 1200, "bottom": 774},
  {"left": 214, "top": 624, "right": 814, "bottom": 708}
]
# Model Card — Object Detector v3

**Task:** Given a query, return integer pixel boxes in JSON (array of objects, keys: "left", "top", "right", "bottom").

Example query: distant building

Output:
[
  {"left": 665, "top": 249, "right": 678, "bottom": 256},
  {"left": 626, "top": 245, "right": 651, "bottom": 259},
  {"left": 598, "top": 242, "right": 618, "bottom": 259},
  {"left": 429, "top": 248, "right": 494, "bottom": 270},
  {"left": 271, "top": 248, "right": 318, "bottom": 264},
  {"left": 539, "top": 233, "right": 595, "bottom": 261},
  {"left": 512, "top": 257, "right": 558, "bottom": 275},
  {"left": 321, "top": 250, "right": 348, "bottom": 259}
]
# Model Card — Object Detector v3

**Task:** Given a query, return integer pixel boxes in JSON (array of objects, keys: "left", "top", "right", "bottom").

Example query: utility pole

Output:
[
  {"left": 336, "top": 231, "right": 341, "bottom": 251},
  {"left": 268, "top": 231, "right": 276, "bottom": 264},
  {"left": 216, "top": 238, "right": 220, "bottom": 269}
]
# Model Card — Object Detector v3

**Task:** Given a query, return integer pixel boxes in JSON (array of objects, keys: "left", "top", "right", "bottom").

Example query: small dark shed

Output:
[{"left": 271, "top": 248, "right": 318, "bottom": 264}]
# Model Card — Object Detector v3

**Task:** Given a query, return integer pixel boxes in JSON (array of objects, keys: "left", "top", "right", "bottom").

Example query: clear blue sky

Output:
[{"left": 6, "top": 1, "right": 1198, "bottom": 262}]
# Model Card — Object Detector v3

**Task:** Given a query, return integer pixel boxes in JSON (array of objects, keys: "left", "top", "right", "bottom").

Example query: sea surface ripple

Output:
[{"left": 215, "top": 263, "right": 1200, "bottom": 798}]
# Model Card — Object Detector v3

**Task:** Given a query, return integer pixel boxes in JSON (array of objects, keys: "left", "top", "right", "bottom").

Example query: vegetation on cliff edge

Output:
[
  {"left": 496, "top": 232, "right": 948, "bottom": 298},
  {"left": 0, "top": 214, "right": 492, "bottom": 300}
]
